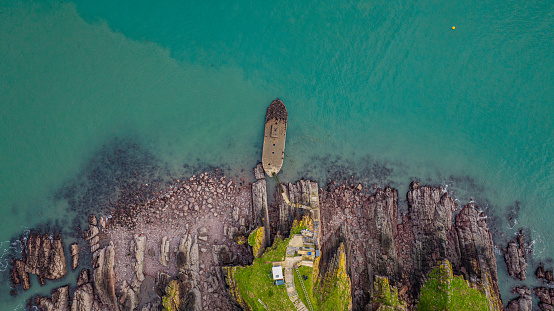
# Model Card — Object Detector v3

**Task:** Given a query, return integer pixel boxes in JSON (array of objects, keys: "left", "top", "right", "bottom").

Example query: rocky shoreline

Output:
[{"left": 6, "top": 163, "right": 548, "bottom": 310}]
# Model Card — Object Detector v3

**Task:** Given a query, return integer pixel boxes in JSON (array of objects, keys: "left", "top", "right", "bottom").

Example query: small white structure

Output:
[{"left": 272, "top": 265, "right": 283, "bottom": 281}]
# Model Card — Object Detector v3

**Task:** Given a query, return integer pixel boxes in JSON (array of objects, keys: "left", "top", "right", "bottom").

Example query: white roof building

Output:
[{"left": 272, "top": 265, "right": 283, "bottom": 280}]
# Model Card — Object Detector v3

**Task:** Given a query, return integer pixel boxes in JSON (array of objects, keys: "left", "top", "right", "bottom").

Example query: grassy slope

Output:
[
  {"left": 417, "top": 260, "right": 489, "bottom": 311},
  {"left": 235, "top": 237, "right": 294, "bottom": 311},
  {"left": 294, "top": 265, "right": 319, "bottom": 311}
]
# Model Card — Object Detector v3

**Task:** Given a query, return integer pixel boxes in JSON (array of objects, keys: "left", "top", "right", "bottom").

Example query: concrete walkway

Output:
[{"left": 283, "top": 236, "right": 312, "bottom": 311}]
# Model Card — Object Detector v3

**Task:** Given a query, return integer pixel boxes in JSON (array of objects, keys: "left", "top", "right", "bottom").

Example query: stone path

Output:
[{"left": 283, "top": 237, "right": 311, "bottom": 311}]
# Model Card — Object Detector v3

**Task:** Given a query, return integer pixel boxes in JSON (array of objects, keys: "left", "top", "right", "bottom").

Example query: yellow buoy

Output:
[{"left": 452, "top": 26, "right": 455, "bottom": 30}]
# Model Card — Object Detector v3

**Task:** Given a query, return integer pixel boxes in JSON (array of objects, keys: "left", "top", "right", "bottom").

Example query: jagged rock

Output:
[
  {"left": 88, "top": 215, "right": 98, "bottom": 226},
  {"left": 11, "top": 259, "right": 30, "bottom": 290},
  {"left": 546, "top": 271, "right": 554, "bottom": 283},
  {"left": 133, "top": 234, "right": 146, "bottom": 284},
  {"left": 537, "top": 263, "right": 546, "bottom": 279},
  {"left": 88, "top": 235, "right": 100, "bottom": 247},
  {"left": 83, "top": 225, "right": 99, "bottom": 241},
  {"left": 252, "top": 179, "right": 267, "bottom": 227},
  {"left": 505, "top": 286, "right": 532, "bottom": 311},
  {"left": 212, "top": 244, "right": 231, "bottom": 264},
  {"left": 140, "top": 300, "right": 161, "bottom": 311},
  {"left": 160, "top": 236, "right": 170, "bottom": 267},
  {"left": 177, "top": 234, "right": 199, "bottom": 275},
  {"left": 198, "top": 235, "right": 208, "bottom": 242},
  {"left": 71, "top": 283, "right": 99, "bottom": 311},
  {"left": 504, "top": 230, "right": 527, "bottom": 280},
  {"left": 534, "top": 287, "right": 554, "bottom": 311},
  {"left": 254, "top": 163, "right": 265, "bottom": 180},
  {"left": 90, "top": 243, "right": 100, "bottom": 254},
  {"left": 93, "top": 242, "right": 118, "bottom": 310},
  {"left": 38, "top": 286, "right": 70, "bottom": 311},
  {"left": 99, "top": 217, "right": 106, "bottom": 229},
  {"left": 451, "top": 203, "right": 502, "bottom": 310},
  {"left": 23, "top": 233, "right": 67, "bottom": 285},
  {"left": 76, "top": 268, "right": 90, "bottom": 286},
  {"left": 70, "top": 243, "right": 79, "bottom": 270},
  {"left": 408, "top": 182, "right": 456, "bottom": 267},
  {"left": 121, "top": 280, "right": 139, "bottom": 311}
]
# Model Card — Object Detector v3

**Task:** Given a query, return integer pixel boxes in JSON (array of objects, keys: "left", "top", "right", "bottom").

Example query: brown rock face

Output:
[
  {"left": 13, "top": 232, "right": 67, "bottom": 290},
  {"left": 93, "top": 242, "right": 118, "bottom": 310},
  {"left": 318, "top": 181, "right": 502, "bottom": 310},
  {"left": 37, "top": 285, "right": 70, "bottom": 311},
  {"left": 70, "top": 243, "right": 79, "bottom": 270},
  {"left": 407, "top": 182, "right": 456, "bottom": 274},
  {"left": 72, "top": 283, "right": 99, "bottom": 311},
  {"left": 10, "top": 259, "right": 30, "bottom": 291},
  {"left": 504, "top": 230, "right": 527, "bottom": 280}
]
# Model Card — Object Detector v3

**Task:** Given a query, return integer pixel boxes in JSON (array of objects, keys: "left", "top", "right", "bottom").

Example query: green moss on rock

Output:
[
  {"left": 417, "top": 260, "right": 489, "bottom": 311},
  {"left": 162, "top": 280, "right": 180, "bottom": 311},
  {"left": 373, "top": 276, "right": 406, "bottom": 310}
]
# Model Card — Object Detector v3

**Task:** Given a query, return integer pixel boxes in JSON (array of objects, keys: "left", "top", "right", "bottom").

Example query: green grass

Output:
[
  {"left": 318, "top": 273, "right": 350, "bottom": 311},
  {"left": 417, "top": 260, "right": 489, "bottom": 311},
  {"left": 294, "top": 266, "right": 319, "bottom": 311},
  {"left": 234, "top": 220, "right": 326, "bottom": 311},
  {"left": 234, "top": 237, "right": 295, "bottom": 311}
]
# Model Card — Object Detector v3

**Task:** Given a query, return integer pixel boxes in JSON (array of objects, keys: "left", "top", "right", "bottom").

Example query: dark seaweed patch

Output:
[{"left": 56, "top": 137, "right": 171, "bottom": 219}]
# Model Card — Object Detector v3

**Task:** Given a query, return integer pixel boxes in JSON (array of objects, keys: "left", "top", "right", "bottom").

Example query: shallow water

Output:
[{"left": 0, "top": 0, "right": 552, "bottom": 308}]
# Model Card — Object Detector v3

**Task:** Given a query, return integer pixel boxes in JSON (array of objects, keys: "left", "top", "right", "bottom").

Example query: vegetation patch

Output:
[
  {"left": 372, "top": 276, "right": 406, "bottom": 310},
  {"left": 294, "top": 265, "right": 319, "bottom": 311},
  {"left": 314, "top": 243, "right": 352, "bottom": 311},
  {"left": 248, "top": 226, "right": 265, "bottom": 257},
  {"left": 232, "top": 236, "right": 294, "bottom": 311},
  {"left": 417, "top": 259, "right": 489, "bottom": 311},
  {"left": 290, "top": 216, "right": 312, "bottom": 235},
  {"left": 162, "top": 280, "right": 180, "bottom": 311}
]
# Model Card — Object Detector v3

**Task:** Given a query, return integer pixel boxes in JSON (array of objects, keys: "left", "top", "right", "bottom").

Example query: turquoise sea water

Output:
[{"left": 0, "top": 0, "right": 552, "bottom": 308}]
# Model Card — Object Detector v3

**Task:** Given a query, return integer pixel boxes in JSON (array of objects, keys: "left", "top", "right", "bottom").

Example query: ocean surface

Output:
[{"left": 0, "top": 0, "right": 552, "bottom": 308}]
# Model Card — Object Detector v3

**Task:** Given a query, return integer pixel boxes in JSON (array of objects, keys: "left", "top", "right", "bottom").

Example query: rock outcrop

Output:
[
  {"left": 534, "top": 287, "right": 554, "bottom": 311},
  {"left": 37, "top": 286, "right": 70, "bottom": 311},
  {"left": 70, "top": 243, "right": 79, "bottom": 270},
  {"left": 133, "top": 233, "right": 146, "bottom": 285},
  {"left": 93, "top": 241, "right": 119, "bottom": 310},
  {"left": 160, "top": 236, "right": 170, "bottom": 267},
  {"left": 504, "top": 286, "right": 532, "bottom": 311},
  {"left": 10, "top": 259, "right": 30, "bottom": 290},
  {"left": 72, "top": 282, "right": 98, "bottom": 311},
  {"left": 12, "top": 232, "right": 67, "bottom": 290},
  {"left": 84, "top": 216, "right": 101, "bottom": 255},
  {"left": 319, "top": 180, "right": 502, "bottom": 310},
  {"left": 536, "top": 263, "right": 554, "bottom": 283},
  {"left": 503, "top": 230, "right": 527, "bottom": 280},
  {"left": 449, "top": 203, "right": 502, "bottom": 310}
]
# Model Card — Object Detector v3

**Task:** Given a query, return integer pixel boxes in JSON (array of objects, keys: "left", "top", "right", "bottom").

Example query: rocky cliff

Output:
[
  {"left": 10, "top": 170, "right": 503, "bottom": 311},
  {"left": 318, "top": 181, "right": 502, "bottom": 310}
]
